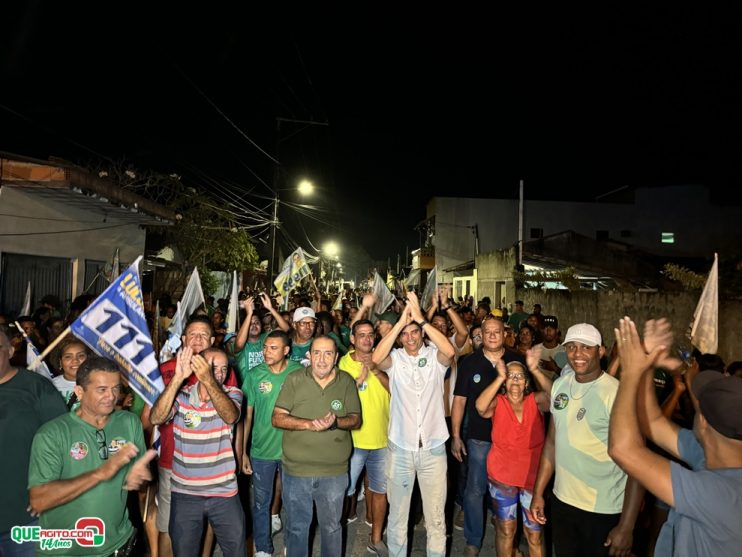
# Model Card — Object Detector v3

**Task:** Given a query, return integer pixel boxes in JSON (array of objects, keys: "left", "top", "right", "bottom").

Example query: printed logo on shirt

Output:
[
  {"left": 108, "top": 437, "right": 128, "bottom": 454},
  {"left": 473, "top": 373, "right": 481, "bottom": 384},
  {"left": 417, "top": 358, "right": 427, "bottom": 367},
  {"left": 358, "top": 381, "right": 368, "bottom": 392},
  {"left": 330, "top": 399, "right": 343, "bottom": 411},
  {"left": 69, "top": 442, "right": 89, "bottom": 460},
  {"left": 576, "top": 408, "right": 586, "bottom": 421},
  {"left": 183, "top": 410, "right": 202, "bottom": 428},
  {"left": 553, "top": 393, "right": 569, "bottom": 410},
  {"left": 258, "top": 380, "right": 273, "bottom": 394}
]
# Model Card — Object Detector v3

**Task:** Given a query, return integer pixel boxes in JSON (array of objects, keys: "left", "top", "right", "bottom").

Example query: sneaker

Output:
[
  {"left": 464, "top": 545, "right": 480, "bottom": 556},
  {"left": 454, "top": 508, "right": 465, "bottom": 531},
  {"left": 367, "top": 537, "right": 389, "bottom": 557},
  {"left": 271, "top": 514, "right": 282, "bottom": 535}
]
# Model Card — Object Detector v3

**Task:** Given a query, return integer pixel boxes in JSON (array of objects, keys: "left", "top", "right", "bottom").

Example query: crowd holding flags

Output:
[
  {"left": 16, "top": 319, "right": 54, "bottom": 380},
  {"left": 159, "top": 267, "right": 205, "bottom": 361}
]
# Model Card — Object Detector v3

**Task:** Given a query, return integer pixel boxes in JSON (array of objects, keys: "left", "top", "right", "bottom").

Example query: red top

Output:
[
  {"left": 487, "top": 393, "right": 545, "bottom": 490},
  {"left": 157, "top": 358, "right": 238, "bottom": 469}
]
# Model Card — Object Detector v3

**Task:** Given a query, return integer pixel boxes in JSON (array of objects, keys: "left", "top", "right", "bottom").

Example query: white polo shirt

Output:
[{"left": 387, "top": 343, "right": 449, "bottom": 451}]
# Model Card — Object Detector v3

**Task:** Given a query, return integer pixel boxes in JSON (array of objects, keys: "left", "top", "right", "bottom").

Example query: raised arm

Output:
[
  {"left": 350, "top": 292, "right": 376, "bottom": 331},
  {"left": 260, "top": 292, "right": 290, "bottom": 332},
  {"left": 440, "top": 285, "right": 468, "bottom": 350},
  {"left": 235, "top": 296, "right": 255, "bottom": 352},
  {"left": 608, "top": 317, "right": 677, "bottom": 508},
  {"left": 526, "top": 345, "right": 553, "bottom": 412},
  {"left": 372, "top": 305, "right": 411, "bottom": 371},
  {"left": 192, "top": 355, "right": 240, "bottom": 425},
  {"left": 407, "top": 291, "right": 454, "bottom": 365},
  {"left": 150, "top": 348, "right": 192, "bottom": 425},
  {"left": 476, "top": 358, "right": 507, "bottom": 418}
]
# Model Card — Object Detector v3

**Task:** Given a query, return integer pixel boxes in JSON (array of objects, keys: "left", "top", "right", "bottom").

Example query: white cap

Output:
[
  {"left": 563, "top": 323, "right": 601, "bottom": 347},
  {"left": 293, "top": 307, "right": 316, "bottom": 322}
]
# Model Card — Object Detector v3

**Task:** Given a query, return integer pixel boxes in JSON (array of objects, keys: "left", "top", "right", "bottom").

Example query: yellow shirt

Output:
[{"left": 338, "top": 351, "right": 390, "bottom": 450}]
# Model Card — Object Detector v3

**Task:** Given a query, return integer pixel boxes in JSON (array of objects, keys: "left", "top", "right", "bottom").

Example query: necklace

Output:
[{"left": 569, "top": 372, "right": 602, "bottom": 400}]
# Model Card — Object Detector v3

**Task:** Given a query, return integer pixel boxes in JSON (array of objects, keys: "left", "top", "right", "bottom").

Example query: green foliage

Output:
[
  {"left": 662, "top": 263, "right": 707, "bottom": 290},
  {"left": 92, "top": 161, "right": 260, "bottom": 273},
  {"left": 513, "top": 267, "right": 580, "bottom": 291},
  {"left": 199, "top": 268, "right": 220, "bottom": 297}
]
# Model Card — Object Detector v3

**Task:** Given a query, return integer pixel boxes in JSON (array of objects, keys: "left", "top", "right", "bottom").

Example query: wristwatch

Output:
[{"left": 418, "top": 319, "right": 429, "bottom": 327}]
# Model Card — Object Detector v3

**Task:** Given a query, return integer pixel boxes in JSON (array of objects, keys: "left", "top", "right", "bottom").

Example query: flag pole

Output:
[{"left": 28, "top": 326, "right": 71, "bottom": 370}]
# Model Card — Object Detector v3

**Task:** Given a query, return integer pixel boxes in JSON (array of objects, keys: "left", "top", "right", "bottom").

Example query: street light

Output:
[
  {"left": 268, "top": 117, "right": 328, "bottom": 290},
  {"left": 297, "top": 179, "right": 314, "bottom": 196}
]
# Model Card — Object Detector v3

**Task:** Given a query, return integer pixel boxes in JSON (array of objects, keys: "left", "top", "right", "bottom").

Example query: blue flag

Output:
[{"left": 71, "top": 256, "right": 165, "bottom": 406}]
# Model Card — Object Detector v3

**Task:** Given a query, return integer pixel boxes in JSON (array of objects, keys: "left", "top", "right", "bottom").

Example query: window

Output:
[
  {"left": 661, "top": 232, "right": 675, "bottom": 244},
  {"left": 530, "top": 228, "right": 543, "bottom": 239},
  {"left": 596, "top": 230, "right": 609, "bottom": 240},
  {"left": 620, "top": 229, "right": 632, "bottom": 238}
]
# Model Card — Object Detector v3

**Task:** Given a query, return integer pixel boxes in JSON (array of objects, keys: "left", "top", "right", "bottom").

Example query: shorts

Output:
[
  {"left": 348, "top": 447, "right": 387, "bottom": 496},
  {"left": 156, "top": 467, "right": 173, "bottom": 533},
  {"left": 488, "top": 480, "right": 541, "bottom": 531}
]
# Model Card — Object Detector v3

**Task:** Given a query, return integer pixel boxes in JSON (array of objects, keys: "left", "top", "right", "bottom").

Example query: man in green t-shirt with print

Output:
[
  {"left": 27, "top": 356, "right": 156, "bottom": 557},
  {"left": 241, "top": 330, "right": 302, "bottom": 557}
]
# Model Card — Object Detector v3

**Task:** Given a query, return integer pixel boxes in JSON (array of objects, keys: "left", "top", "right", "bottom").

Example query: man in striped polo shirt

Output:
[{"left": 151, "top": 346, "right": 244, "bottom": 557}]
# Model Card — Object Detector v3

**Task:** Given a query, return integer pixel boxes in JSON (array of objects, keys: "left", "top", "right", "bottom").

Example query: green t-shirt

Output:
[
  {"left": 28, "top": 410, "right": 145, "bottom": 556},
  {"left": 328, "top": 332, "right": 348, "bottom": 356},
  {"left": 242, "top": 360, "right": 303, "bottom": 460},
  {"left": 274, "top": 367, "right": 361, "bottom": 477},
  {"left": 235, "top": 331, "right": 269, "bottom": 384},
  {"left": 0, "top": 369, "right": 66, "bottom": 532},
  {"left": 339, "top": 325, "right": 351, "bottom": 348},
  {"left": 288, "top": 339, "right": 312, "bottom": 366}
]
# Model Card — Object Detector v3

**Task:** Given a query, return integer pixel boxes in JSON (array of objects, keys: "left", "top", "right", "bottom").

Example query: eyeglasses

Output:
[
  {"left": 506, "top": 372, "right": 526, "bottom": 381},
  {"left": 96, "top": 429, "right": 108, "bottom": 460}
]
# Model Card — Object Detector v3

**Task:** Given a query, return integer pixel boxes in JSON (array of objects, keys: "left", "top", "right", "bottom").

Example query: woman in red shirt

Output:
[{"left": 475, "top": 349, "right": 552, "bottom": 557}]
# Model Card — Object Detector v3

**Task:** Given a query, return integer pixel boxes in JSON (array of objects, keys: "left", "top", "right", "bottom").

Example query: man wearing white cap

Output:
[
  {"left": 530, "top": 323, "right": 643, "bottom": 557},
  {"left": 609, "top": 317, "right": 742, "bottom": 556},
  {"left": 289, "top": 307, "right": 316, "bottom": 367}
]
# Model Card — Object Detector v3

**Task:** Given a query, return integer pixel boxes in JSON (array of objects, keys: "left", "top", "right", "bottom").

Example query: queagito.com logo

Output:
[{"left": 11, "top": 517, "right": 105, "bottom": 550}]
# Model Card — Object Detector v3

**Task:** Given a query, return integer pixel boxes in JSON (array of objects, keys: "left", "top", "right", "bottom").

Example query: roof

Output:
[{"left": 0, "top": 153, "right": 177, "bottom": 225}]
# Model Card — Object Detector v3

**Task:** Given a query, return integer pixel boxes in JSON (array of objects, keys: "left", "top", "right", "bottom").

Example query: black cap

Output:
[
  {"left": 542, "top": 315, "right": 558, "bottom": 329},
  {"left": 692, "top": 371, "right": 742, "bottom": 440}
]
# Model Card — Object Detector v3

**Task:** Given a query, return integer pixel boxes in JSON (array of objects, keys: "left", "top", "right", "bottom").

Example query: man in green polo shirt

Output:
[
  {"left": 272, "top": 336, "right": 361, "bottom": 557},
  {"left": 241, "top": 330, "right": 303, "bottom": 557},
  {"left": 27, "top": 356, "right": 156, "bottom": 557}
]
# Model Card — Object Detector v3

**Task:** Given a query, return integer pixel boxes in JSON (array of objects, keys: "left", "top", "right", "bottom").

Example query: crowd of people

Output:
[{"left": 1, "top": 283, "right": 741, "bottom": 557}]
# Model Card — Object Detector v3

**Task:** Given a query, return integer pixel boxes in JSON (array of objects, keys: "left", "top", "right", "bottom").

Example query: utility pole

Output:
[{"left": 267, "top": 117, "right": 328, "bottom": 290}]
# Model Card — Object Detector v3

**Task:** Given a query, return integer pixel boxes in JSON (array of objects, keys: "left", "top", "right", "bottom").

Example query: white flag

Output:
[
  {"left": 20, "top": 281, "right": 31, "bottom": 316},
  {"left": 16, "top": 320, "right": 53, "bottom": 380},
  {"left": 227, "top": 271, "right": 239, "bottom": 334},
  {"left": 168, "top": 267, "right": 206, "bottom": 338},
  {"left": 421, "top": 267, "right": 438, "bottom": 312},
  {"left": 332, "top": 293, "right": 343, "bottom": 312},
  {"left": 371, "top": 272, "right": 395, "bottom": 316},
  {"left": 690, "top": 253, "right": 718, "bottom": 354}
]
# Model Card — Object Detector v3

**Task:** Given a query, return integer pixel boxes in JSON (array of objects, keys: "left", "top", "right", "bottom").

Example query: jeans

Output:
[
  {"left": 251, "top": 458, "right": 281, "bottom": 555},
  {"left": 386, "top": 441, "right": 448, "bottom": 557},
  {"left": 0, "top": 520, "right": 38, "bottom": 557},
  {"left": 169, "top": 492, "right": 246, "bottom": 557},
  {"left": 463, "top": 438, "right": 491, "bottom": 549},
  {"left": 347, "top": 447, "right": 387, "bottom": 495},
  {"left": 281, "top": 472, "right": 347, "bottom": 557}
]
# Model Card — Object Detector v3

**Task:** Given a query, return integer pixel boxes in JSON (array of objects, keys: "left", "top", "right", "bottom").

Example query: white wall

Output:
[{"left": 0, "top": 187, "right": 147, "bottom": 296}]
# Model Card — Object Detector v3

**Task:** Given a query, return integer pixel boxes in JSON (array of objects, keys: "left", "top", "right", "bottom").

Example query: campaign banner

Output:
[
  {"left": 71, "top": 256, "right": 164, "bottom": 406},
  {"left": 274, "top": 247, "right": 311, "bottom": 298}
]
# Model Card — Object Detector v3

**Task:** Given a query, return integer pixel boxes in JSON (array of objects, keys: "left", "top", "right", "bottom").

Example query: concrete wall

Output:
[
  {"left": 515, "top": 289, "right": 740, "bottom": 365},
  {"left": 0, "top": 187, "right": 146, "bottom": 297},
  {"left": 428, "top": 186, "right": 742, "bottom": 273},
  {"left": 476, "top": 249, "right": 518, "bottom": 309}
]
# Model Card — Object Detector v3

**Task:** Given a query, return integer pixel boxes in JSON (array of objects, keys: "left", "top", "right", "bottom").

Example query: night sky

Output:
[{"left": 2, "top": 5, "right": 741, "bottom": 264}]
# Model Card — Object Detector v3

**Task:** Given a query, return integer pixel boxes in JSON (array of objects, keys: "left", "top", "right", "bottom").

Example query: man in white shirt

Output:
[{"left": 372, "top": 292, "right": 455, "bottom": 557}]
